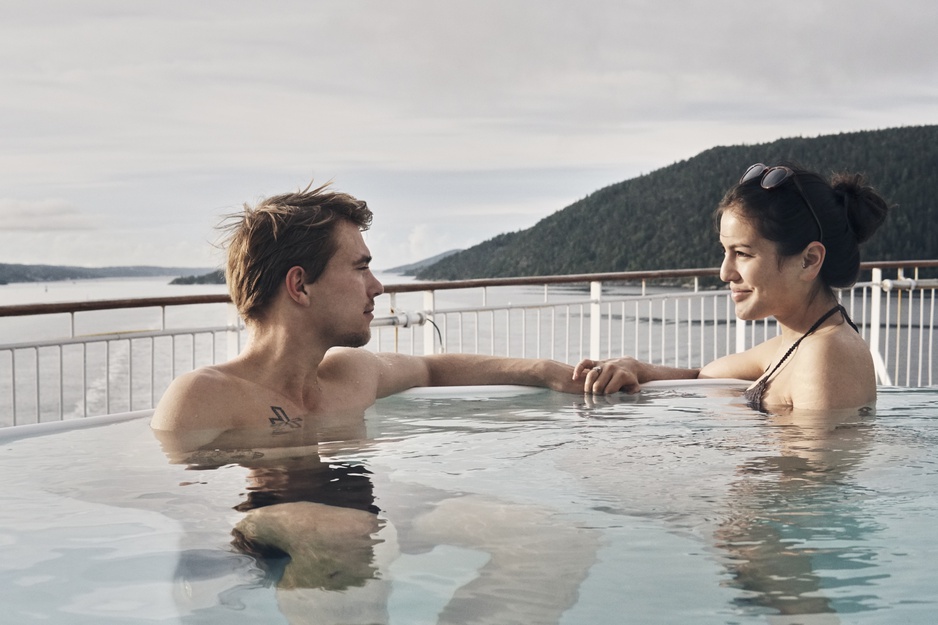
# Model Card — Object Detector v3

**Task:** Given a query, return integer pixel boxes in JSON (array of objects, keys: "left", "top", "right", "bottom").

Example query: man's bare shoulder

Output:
[
  {"left": 320, "top": 348, "right": 429, "bottom": 399},
  {"left": 319, "top": 347, "right": 402, "bottom": 386},
  {"left": 321, "top": 346, "right": 376, "bottom": 369},
  {"left": 151, "top": 365, "right": 254, "bottom": 431}
]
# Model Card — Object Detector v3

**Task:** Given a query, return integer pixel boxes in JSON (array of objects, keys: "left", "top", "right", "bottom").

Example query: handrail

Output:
[
  {"left": 2, "top": 260, "right": 935, "bottom": 317},
  {"left": 0, "top": 325, "right": 237, "bottom": 351},
  {"left": 882, "top": 279, "right": 938, "bottom": 291},
  {"left": 0, "top": 294, "right": 231, "bottom": 318}
]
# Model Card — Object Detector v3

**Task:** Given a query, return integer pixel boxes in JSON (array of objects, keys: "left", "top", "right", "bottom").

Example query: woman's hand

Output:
[{"left": 573, "top": 357, "right": 643, "bottom": 395}]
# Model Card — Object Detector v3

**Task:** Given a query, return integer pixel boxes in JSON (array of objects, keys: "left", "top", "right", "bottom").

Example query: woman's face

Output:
[{"left": 718, "top": 206, "right": 804, "bottom": 321}]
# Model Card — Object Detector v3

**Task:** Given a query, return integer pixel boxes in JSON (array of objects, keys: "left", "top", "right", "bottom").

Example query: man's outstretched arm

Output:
[{"left": 370, "top": 352, "right": 582, "bottom": 399}]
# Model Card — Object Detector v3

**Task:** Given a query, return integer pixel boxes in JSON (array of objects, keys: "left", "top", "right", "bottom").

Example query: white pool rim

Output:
[{"left": 0, "top": 379, "right": 750, "bottom": 444}]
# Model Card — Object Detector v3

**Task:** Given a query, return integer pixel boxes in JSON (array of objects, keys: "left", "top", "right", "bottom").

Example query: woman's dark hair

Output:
[{"left": 715, "top": 164, "right": 890, "bottom": 289}]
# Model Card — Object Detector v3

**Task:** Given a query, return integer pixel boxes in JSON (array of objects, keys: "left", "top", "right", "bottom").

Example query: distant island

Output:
[
  {"left": 170, "top": 269, "right": 226, "bottom": 285},
  {"left": 415, "top": 125, "right": 938, "bottom": 280},
  {"left": 165, "top": 251, "right": 468, "bottom": 285},
  {"left": 166, "top": 249, "right": 467, "bottom": 284},
  {"left": 0, "top": 263, "right": 215, "bottom": 286}
]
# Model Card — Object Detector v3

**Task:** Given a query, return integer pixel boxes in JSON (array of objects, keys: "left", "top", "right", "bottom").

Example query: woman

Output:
[{"left": 575, "top": 163, "right": 890, "bottom": 411}]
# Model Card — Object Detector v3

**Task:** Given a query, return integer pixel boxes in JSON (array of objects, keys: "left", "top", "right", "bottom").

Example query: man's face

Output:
[{"left": 306, "top": 220, "right": 384, "bottom": 347}]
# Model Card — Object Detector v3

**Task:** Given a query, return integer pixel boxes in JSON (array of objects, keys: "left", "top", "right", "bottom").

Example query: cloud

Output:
[
  {"left": 0, "top": 226, "right": 222, "bottom": 268},
  {"left": 0, "top": 199, "right": 97, "bottom": 231},
  {"left": 5, "top": 0, "right": 937, "bottom": 179},
  {"left": 1, "top": 0, "right": 937, "bottom": 269}
]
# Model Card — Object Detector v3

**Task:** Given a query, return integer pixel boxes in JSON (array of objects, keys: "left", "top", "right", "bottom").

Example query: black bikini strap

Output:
[
  {"left": 805, "top": 304, "right": 847, "bottom": 336},
  {"left": 838, "top": 305, "right": 860, "bottom": 334},
  {"left": 761, "top": 304, "right": 850, "bottom": 380}
]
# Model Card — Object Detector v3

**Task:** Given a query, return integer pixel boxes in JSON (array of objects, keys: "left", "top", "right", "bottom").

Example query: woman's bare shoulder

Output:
[
  {"left": 790, "top": 326, "right": 876, "bottom": 409},
  {"left": 800, "top": 323, "right": 872, "bottom": 365}
]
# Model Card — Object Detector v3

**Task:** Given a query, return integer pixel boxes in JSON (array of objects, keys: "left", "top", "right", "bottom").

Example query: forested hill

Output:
[{"left": 416, "top": 125, "right": 938, "bottom": 280}]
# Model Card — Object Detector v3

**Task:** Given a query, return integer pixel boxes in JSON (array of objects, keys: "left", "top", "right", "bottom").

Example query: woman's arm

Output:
[
  {"left": 574, "top": 336, "right": 780, "bottom": 395},
  {"left": 573, "top": 357, "right": 699, "bottom": 394}
]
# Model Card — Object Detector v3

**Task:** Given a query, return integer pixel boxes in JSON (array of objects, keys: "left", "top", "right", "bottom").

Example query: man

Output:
[
  {"left": 151, "top": 182, "right": 603, "bottom": 624},
  {"left": 151, "top": 181, "right": 583, "bottom": 433}
]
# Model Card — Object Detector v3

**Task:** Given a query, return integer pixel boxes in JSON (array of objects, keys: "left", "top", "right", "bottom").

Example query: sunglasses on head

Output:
[{"left": 740, "top": 163, "right": 824, "bottom": 242}]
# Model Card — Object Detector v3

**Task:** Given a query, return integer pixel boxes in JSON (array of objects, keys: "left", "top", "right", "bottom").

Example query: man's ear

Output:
[
  {"left": 800, "top": 242, "right": 826, "bottom": 281},
  {"left": 285, "top": 266, "right": 311, "bottom": 305}
]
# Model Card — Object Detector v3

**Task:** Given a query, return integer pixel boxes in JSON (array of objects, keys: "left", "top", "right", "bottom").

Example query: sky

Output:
[{"left": 1, "top": 1, "right": 936, "bottom": 272}]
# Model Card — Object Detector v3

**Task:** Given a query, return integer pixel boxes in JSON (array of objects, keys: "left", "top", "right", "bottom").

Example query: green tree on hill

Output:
[{"left": 417, "top": 125, "right": 938, "bottom": 280}]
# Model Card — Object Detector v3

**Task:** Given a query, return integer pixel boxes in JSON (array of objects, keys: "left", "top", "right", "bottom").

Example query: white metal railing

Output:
[{"left": 1, "top": 261, "right": 935, "bottom": 427}]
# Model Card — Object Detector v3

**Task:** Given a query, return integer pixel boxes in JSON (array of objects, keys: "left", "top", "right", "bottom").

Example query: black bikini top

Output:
[{"left": 744, "top": 304, "right": 858, "bottom": 411}]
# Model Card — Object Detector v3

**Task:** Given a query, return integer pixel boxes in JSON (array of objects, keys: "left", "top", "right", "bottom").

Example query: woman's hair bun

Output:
[{"left": 831, "top": 173, "right": 890, "bottom": 244}]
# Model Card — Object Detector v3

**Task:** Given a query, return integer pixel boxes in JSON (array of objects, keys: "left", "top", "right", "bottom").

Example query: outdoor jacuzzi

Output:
[{"left": 1, "top": 381, "right": 936, "bottom": 624}]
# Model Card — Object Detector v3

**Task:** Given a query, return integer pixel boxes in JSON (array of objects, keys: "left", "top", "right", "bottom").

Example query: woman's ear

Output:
[
  {"left": 800, "top": 242, "right": 826, "bottom": 280},
  {"left": 285, "top": 266, "right": 311, "bottom": 305}
]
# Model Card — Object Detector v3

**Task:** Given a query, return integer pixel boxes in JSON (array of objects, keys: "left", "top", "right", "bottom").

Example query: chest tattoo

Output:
[{"left": 269, "top": 405, "right": 303, "bottom": 434}]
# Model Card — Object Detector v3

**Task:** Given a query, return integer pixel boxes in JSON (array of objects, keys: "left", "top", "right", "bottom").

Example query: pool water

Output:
[{"left": 1, "top": 382, "right": 936, "bottom": 624}]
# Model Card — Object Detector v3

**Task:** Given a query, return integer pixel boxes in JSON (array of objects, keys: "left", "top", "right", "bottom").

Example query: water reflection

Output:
[
  {"left": 716, "top": 408, "right": 882, "bottom": 623},
  {"left": 154, "top": 411, "right": 391, "bottom": 621},
  {"left": 154, "top": 404, "right": 600, "bottom": 625}
]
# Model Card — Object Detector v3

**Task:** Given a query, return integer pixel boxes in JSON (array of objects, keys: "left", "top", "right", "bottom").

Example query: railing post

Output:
[
  {"left": 388, "top": 292, "right": 398, "bottom": 353},
  {"left": 423, "top": 289, "right": 436, "bottom": 355},
  {"left": 869, "top": 267, "right": 891, "bottom": 385},
  {"left": 227, "top": 302, "right": 242, "bottom": 362},
  {"left": 590, "top": 281, "right": 602, "bottom": 360},
  {"left": 734, "top": 314, "right": 747, "bottom": 354}
]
